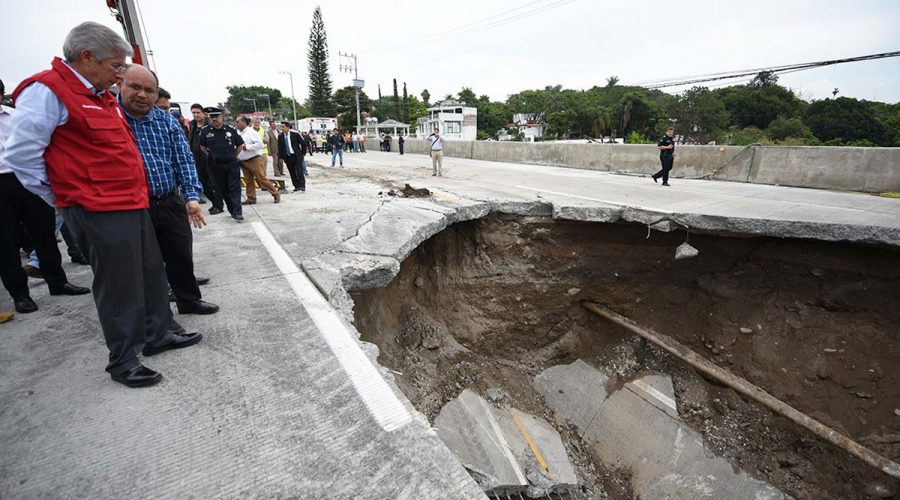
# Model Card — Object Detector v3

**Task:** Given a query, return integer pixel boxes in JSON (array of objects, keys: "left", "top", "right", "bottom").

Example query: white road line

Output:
[
  {"left": 630, "top": 379, "right": 678, "bottom": 413},
  {"left": 251, "top": 221, "right": 412, "bottom": 432}
]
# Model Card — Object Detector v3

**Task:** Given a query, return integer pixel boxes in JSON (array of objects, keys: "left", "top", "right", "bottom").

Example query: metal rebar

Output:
[{"left": 582, "top": 301, "right": 900, "bottom": 480}]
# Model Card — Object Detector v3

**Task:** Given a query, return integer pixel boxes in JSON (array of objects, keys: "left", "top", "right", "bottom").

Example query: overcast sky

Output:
[{"left": 3, "top": 1, "right": 899, "bottom": 109}]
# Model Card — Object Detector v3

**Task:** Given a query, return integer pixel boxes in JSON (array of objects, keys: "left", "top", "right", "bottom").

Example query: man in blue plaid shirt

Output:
[{"left": 119, "top": 65, "right": 219, "bottom": 316}]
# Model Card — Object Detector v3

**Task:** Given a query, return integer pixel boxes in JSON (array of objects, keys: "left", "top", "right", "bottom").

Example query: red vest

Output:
[{"left": 12, "top": 58, "right": 148, "bottom": 211}]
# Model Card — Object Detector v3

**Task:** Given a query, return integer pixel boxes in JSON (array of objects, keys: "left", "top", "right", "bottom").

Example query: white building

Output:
[
  {"left": 415, "top": 100, "right": 477, "bottom": 140},
  {"left": 296, "top": 117, "right": 337, "bottom": 134},
  {"left": 513, "top": 113, "right": 544, "bottom": 142}
]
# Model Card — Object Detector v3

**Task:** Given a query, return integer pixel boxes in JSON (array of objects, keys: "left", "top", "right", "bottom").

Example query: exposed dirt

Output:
[{"left": 352, "top": 215, "right": 900, "bottom": 499}]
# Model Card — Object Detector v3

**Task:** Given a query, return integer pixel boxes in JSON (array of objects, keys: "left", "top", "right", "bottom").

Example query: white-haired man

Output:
[{"left": 4, "top": 22, "right": 201, "bottom": 388}]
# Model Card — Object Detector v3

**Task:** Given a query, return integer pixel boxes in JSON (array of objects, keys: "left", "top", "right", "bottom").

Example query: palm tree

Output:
[{"left": 605, "top": 76, "right": 620, "bottom": 88}]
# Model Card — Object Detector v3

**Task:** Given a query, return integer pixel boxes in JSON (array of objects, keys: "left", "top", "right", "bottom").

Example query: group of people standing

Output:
[{"left": 0, "top": 22, "right": 239, "bottom": 387}]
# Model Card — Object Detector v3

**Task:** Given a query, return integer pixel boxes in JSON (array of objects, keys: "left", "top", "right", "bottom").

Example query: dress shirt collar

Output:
[
  {"left": 0, "top": 105, "right": 12, "bottom": 116},
  {"left": 59, "top": 59, "right": 104, "bottom": 95}
]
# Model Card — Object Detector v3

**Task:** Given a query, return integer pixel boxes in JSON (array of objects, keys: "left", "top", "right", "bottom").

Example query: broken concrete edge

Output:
[{"left": 303, "top": 190, "right": 900, "bottom": 323}]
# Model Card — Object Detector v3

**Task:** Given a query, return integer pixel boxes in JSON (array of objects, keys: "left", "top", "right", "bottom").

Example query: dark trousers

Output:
[
  {"left": 59, "top": 223, "right": 84, "bottom": 259},
  {"left": 284, "top": 155, "right": 306, "bottom": 191},
  {"left": 0, "top": 173, "right": 68, "bottom": 300},
  {"left": 61, "top": 206, "right": 173, "bottom": 375},
  {"left": 148, "top": 192, "right": 201, "bottom": 307},
  {"left": 654, "top": 155, "right": 674, "bottom": 183},
  {"left": 210, "top": 161, "right": 242, "bottom": 216},
  {"left": 399, "top": 142, "right": 404, "bottom": 155},
  {"left": 196, "top": 156, "right": 222, "bottom": 209}
]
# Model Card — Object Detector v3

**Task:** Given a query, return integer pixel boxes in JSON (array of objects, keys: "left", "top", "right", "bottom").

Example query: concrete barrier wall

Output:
[{"left": 398, "top": 139, "right": 900, "bottom": 193}]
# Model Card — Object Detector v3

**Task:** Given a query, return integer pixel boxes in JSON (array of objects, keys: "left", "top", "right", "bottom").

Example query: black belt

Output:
[{"left": 150, "top": 190, "right": 175, "bottom": 201}]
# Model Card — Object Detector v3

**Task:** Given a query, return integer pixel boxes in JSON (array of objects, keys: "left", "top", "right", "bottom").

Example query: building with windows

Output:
[
  {"left": 415, "top": 100, "right": 477, "bottom": 140},
  {"left": 513, "top": 113, "right": 544, "bottom": 142}
]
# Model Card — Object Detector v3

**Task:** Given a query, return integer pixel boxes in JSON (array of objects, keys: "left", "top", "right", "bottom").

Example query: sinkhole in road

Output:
[{"left": 352, "top": 215, "right": 900, "bottom": 499}]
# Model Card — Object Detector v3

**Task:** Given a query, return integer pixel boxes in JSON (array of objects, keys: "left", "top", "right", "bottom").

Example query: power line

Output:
[{"left": 627, "top": 51, "right": 900, "bottom": 90}]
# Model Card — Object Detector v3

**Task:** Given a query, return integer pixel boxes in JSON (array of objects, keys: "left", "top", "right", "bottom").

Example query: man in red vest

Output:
[{"left": 3, "top": 22, "right": 201, "bottom": 388}]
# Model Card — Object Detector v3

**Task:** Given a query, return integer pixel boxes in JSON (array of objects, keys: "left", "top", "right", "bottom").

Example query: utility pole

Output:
[
  {"left": 243, "top": 97, "right": 258, "bottom": 114},
  {"left": 339, "top": 52, "right": 364, "bottom": 132},
  {"left": 279, "top": 70, "right": 298, "bottom": 125},
  {"left": 258, "top": 93, "right": 273, "bottom": 118}
]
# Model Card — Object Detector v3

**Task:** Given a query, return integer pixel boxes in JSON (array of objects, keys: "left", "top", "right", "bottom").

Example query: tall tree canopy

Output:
[{"left": 307, "top": 6, "right": 334, "bottom": 116}]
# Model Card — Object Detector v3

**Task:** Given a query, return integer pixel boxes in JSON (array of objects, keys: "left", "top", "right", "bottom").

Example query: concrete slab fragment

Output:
[
  {"left": 537, "top": 363, "right": 788, "bottom": 499},
  {"left": 435, "top": 389, "right": 529, "bottom": 490},
  {"left": 499, "top": 407, "right": 579, "bottom": 491},
  {"left": 534, "top": 359, "right": 609, "bottom": 430}
]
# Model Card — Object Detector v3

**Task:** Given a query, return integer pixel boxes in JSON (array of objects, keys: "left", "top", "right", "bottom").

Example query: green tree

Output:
[
  {"left": 766, "top": 116, "right": 816, "bottom": 142},
  {"left": 307, "top": 6, "right": 334, "bottom": 116},
  {"left": 457, "top": 87, "right": 477, "bottom": 105},
  {"left": 392, "top": 79, "right": 400, "bottom": 118},
  {"left": 476, "top": 100, "right": 511, "bottom": 140},
  {"left": 626, "top": 131, "right": 653, "bottom": 144},
  {"left": 615, "top": 92, "right": 661, "bottom": 137},
  {"left": 421, "top": 89, "right": 430, "bottom": 107},
  {"left": 545, "top": 110, "right": 576, "bottom": 138},
  {"left": 275, "top": 96, "right": 309, "bottom": 120},
  {"left": 716, "top": 74, "right": 804, "bottom": 129},
  {"left": 672, "top": 86, "right": 729, "bottom": 143},
  {"left": 406, "top": 95, "right": 428, "bottom": 126},
  {"left": 804, "top": 97, "right": 886, "bottom": 145},
  {"left": 718, "top": 126, "right": 769, "bottom": 146},
  {"left": 402, "top": 82, "right": 409, "bottom": 123},
  {"left": 225, "top": 86, "right": 284, "bottom": 115},
  {"left": 333, "top": 86, "right": 371, "bottom": 114}
]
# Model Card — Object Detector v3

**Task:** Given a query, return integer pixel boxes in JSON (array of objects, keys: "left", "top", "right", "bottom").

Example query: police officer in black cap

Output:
[{"left": 199, "top": 107, "right": 244, "bottom": 221}]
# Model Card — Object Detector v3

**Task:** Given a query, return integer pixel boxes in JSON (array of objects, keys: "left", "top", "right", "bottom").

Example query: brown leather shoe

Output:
[{"left": 241, "top": 200, "right": 256, "bottom": 205}]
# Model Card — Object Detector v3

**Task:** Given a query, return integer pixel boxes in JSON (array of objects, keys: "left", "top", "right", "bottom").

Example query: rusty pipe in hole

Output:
[{"left": 581, "top": 301, "right": 900, "bottom": 481}]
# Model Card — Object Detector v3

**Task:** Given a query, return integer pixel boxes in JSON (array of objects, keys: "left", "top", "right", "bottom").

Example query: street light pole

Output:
[
  {"left": 279, "top": 70, "right": 298, "bottom": 125},
  {"left": 243, "top": 97, "right": 258, "bottom": 114},
  {"left": 339, "top": 52, "right": 364, "bottom": 133},
  {"left": 258, "top": 93, "right": 273, "bottom": 118}
]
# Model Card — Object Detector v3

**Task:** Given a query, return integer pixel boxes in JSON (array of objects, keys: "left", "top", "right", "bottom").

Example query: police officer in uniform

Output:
[
  {"left": 199, "top": 107, "right": 245, "bottom": 221},
  {"left": 652, "top": 127, "right": 676, "bottom": 186}
]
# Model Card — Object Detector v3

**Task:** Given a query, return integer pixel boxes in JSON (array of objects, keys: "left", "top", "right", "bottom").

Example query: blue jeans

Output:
[
  {"left": 331, "top": 147, "right": 343, "bottom": 166},
  {"left": 28, "top": 214, "right": 65, "bottom": 268}
]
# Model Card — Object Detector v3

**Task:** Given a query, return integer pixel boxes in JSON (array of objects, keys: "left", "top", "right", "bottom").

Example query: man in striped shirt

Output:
[{"left": 119, "top": 64, "right": 219, "bottom": 316}]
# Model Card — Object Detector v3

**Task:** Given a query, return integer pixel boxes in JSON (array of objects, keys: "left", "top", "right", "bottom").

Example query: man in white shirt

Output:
[
  {"left": 235, "top": 116, "right": 280, "bottom": 205},
  {"left": 427, "top": 128, "right": 446, "bottom": 176}
]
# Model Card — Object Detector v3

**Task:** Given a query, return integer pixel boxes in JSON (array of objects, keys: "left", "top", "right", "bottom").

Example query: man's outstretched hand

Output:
[{"left": 186, "top": 200, "right": 207, "bottom": 228}]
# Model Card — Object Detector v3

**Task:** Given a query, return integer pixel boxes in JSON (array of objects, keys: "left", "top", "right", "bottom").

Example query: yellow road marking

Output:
[{"left": 506, "top": 405, "right": 555, "bottom": 480}]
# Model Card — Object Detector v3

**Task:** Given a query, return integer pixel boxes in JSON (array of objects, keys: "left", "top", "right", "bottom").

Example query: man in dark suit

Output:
[{"left": 277, "top": 121, "right": 306, "bottom": 192}]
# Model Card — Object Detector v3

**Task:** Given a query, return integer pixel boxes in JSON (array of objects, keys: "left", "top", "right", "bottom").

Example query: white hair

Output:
[{"left": 63, "top": 21, "right": 133, "bottom": 63}]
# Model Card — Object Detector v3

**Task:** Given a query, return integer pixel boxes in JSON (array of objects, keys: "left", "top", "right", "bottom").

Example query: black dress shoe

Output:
[
  {"left": 233, "top": 215, "right": 244, "bottom": 222},
  {"left": 14, "top": 296, "right": 38, "bottom": 313},
  {"left": 195, "top": 276, "right": 210, "bottom": 286},
  {"left": 209, "top": 207, "right": 224, "bottom": 215},
  {"left": 142, "top": 332, "right": 203, "bottom": 357},
  {"left": 177, "top": 300, "right": 220, "bottom": 315},
  {"left": 49, "top": 282, "right": 91, "bottom": 296},
  {"left": 111, "top": 364, "right": 163, "bottom": 388},
  {"left": 71, "top": 254, "right": 90, "bottom": 265}
]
